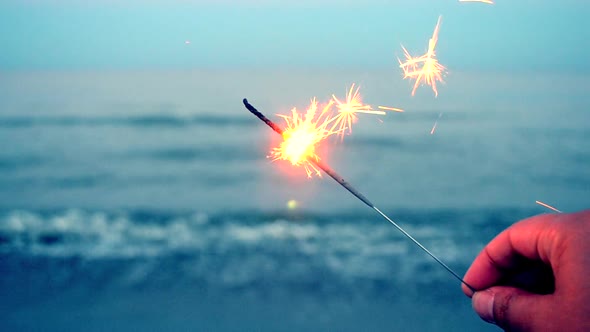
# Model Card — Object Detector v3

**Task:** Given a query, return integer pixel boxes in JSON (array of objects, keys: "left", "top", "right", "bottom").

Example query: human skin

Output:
[{"left": 462, "top": 210, "right": 590, "bottom": 331}]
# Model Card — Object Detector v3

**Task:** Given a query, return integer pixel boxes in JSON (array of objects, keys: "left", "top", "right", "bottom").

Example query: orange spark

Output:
[
  {"left": 459, "top": 0, "right": 494, "bottom": 4},
  {"left": 330, "top": 84, "right": 385, "bottom": 139},
  {"left": 535, "top": 200, "right": 563, "bottom": 213},
  {"left": 430, "top": 122, "right": 438, "bottom": 135},
  {"left": 399, "top": 16, "right": 446, "bottom": 97},
  {"left": 270, "top": 99, "right": 338, "bottom": 177}
]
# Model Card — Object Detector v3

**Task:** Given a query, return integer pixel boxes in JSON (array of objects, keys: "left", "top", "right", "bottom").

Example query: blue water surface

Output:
[{"left": 0, "top": 69, "right": 588, "bottom": 331}]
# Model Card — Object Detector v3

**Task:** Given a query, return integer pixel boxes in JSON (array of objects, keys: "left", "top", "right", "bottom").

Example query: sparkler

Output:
[
  {"left": 264, "top": 84, "right": 401, "bottom": 177},
  {"left": 244, "top": 98, "right": 476, "bottom": 293},
  {"left": 535, "top": 200, "right": 563, "bottom": 213},
  {"left": 399, "top": 16, "right": 446, "bottom": 97}
]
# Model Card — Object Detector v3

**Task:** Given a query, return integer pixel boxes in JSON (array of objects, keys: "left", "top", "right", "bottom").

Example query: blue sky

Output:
[{"left": 0, "top": 1, "right": 588, "bottom": 71}]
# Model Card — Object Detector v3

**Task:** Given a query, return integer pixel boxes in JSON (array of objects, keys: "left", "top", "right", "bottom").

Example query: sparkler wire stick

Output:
[{"left": 243, "top": 98, "right": 476, "bottom": 293}]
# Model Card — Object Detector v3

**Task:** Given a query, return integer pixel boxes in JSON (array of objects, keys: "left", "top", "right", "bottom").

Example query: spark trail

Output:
[
  {"left": 378, "top": 106, "right": 404, "bottom": 112},
  {"left": 536, "top": 200, "right": 563, "bottom": 213},
  {"left": 459, "top": 0, "right": 494, "bottom": 4},
  {"left": 431, "top": 112, "right": 443, "bottom": 135},
  {"left": 244, "top": 98, "right": 476, "bottom": 293}
]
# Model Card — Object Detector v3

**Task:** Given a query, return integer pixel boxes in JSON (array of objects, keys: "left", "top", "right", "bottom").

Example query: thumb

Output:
[{"left": 472, "top": 286, "right": 551, "bottom": 331}]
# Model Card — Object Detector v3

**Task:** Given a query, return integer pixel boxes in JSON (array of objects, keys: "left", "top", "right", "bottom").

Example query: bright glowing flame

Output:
[
  {"left": 459, "top": 0, "right": 494, "bottom": 4},
  {"left": 535, "top": 200, "right": 563, "bottom": 213},
  {"left": 399, "top": 16, "right": 446, "bottom": 97},
  {"left": 270, "top": 85, "right": 402, "bottom": 177},
  {"left": 270, "top": 99, "right": 337, "bottom": 177}
]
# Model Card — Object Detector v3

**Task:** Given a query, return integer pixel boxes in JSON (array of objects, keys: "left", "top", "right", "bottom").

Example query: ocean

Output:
[{"left": 0, "top": 68, "right": 588, "bottom": 331}]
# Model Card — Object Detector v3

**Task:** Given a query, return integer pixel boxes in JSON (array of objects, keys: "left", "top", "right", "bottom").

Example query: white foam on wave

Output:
[
  {"left": 226, "top": 220, "right": 319, "bottom": 243},
  {"left": 0, "top": 209, "right": 475, "bottom": 285},
  {"left": 0, "top": 209, "right": 210, "bottom": 258}
]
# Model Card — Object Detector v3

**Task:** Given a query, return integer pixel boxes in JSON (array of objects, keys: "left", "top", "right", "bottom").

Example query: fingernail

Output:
[{"left": 472, "top": 290, "right": 496, "bottom": 324}]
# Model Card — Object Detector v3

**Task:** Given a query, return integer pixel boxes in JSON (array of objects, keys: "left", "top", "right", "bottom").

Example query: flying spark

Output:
[
  {"left": 430, "top": 122, "right": 438, "bottom": 135},
  {"left": 535, "top": 200, "right": 563, "bottom": 213},
  {"left": 399, "top": 16, "right": 446, "bottom": 97},
  {"left": 459, "top": 0, "right": 494, "bottom": 4},
  {"left": 430, "top": 112, "right": 443, "bottom": 135},
  {"left": 330, "top": 84, "right": 403, "bottom": 139}
]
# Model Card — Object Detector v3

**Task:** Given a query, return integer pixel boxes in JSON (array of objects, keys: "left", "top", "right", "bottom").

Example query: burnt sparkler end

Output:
[{"left": 243, "top": 98, "right": 284, "bottom": 135}]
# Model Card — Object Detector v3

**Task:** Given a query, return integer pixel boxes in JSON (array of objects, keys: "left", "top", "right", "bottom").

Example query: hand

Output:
[{"left": 462, "top": 210, "right": 590, "bottom": 332}]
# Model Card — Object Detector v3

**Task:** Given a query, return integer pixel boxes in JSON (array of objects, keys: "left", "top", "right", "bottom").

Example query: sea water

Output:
[{"left": 0, "top": 68, "right": 588, "bottom": 331}]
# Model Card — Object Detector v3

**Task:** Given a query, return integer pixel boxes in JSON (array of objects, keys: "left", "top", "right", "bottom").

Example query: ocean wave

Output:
[
  {"left": 0, "top": 114, "right": 255, "bottom": 128},
  {"left": 0, "top": 155, "right": 45, "bottom": 170},
  {"left": 0, "top": 171, "right": 259, "bottom": 190},
  {"left": 345, "top": 136, "right": 405, "bottom": 148},
  {"left": 125, "top": 145, "right": 262, "bottom": 162},
  {"left": 0, "top": 208, "right": 521, "bottom": 292}
]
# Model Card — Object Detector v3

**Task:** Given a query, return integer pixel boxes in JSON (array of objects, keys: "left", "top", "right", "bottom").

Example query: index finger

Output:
[{"left": 462, "top": 213, "right": 561, "bottom": 296}]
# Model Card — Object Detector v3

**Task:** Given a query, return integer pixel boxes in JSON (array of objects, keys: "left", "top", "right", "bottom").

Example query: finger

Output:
[
  {"left": 462, "top": 213, "right": 559, "bottom": 296},
  {"left": 472, "top": 286, "right": 553, "bottom": 331}
]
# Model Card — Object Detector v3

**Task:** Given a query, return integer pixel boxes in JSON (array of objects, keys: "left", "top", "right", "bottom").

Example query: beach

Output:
[{"left": 0, "top": 68, "right": 588, "bottom": 331}]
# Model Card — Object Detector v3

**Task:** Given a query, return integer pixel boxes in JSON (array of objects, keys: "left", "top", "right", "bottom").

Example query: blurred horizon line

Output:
[{"left": 1, "top": 64, "right": 589, "bottom": 75}]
